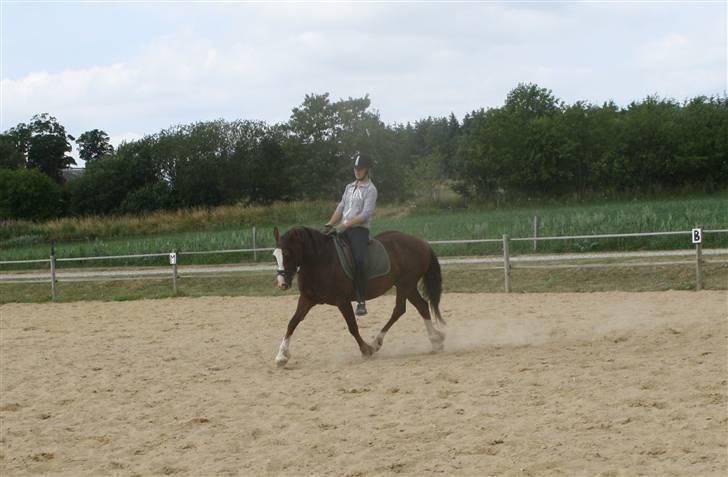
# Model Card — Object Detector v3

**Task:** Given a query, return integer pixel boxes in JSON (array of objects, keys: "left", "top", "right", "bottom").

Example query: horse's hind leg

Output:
[
  {"left": 337, "top": 303, "right": 375, "bottom": 358},
  {"left": 372, "top": 287, "right": 407, "bottom": 353},
  {"left": 408, "top": 289, "right": 445, "bottom": 352},
  {"left": 275, "top": 295, "right": 315, "bottom": 367}
]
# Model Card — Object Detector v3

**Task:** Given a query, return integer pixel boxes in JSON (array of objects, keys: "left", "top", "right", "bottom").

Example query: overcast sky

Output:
[{"left": 1, "top": 1, "right": 726, "bottom": 157}]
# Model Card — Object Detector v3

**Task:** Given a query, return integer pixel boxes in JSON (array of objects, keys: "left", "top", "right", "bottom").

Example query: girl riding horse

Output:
[{"left": 272, "top": 226, "right": 445, "bottom": 367}]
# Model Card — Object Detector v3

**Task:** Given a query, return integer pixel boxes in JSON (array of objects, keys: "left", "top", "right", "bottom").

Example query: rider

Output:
[{"left": 324, "top": 152, "right": 378, "bottom": 316}]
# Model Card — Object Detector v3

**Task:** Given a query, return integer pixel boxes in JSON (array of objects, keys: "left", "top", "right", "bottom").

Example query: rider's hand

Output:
[
  {"left": 322, "top": 223, "right": 334, "bottom": 235},
  {"left": 335, "top": 223, "right": 348, "bottom": 235}
]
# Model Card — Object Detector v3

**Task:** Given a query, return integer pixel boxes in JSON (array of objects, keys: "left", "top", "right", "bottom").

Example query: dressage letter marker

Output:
[
  {"left": 169, "top": 252, "right": 177, "bottom": 265},
  {"left": 693, "top": 228, "right": 703, "bottom": 291},
  {"left": 691, "top": 228, "right": 702, "bottom": 244}
]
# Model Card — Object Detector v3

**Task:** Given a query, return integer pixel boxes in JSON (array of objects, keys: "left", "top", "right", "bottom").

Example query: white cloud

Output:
[
  {"left": 637, "top": 32, "right": 716, "bottom": 70},
  {"left": 1, "top": 1, "right": 725, "bottom": 150},
  {"left": 2, "top": 31, "right": 271, "bottom": 144},
  {"left": 633, "top": 30, "right": 726, "bottom": 99},
  {"left": 110, "top": 132, "right": 143, "bottom": 149}
]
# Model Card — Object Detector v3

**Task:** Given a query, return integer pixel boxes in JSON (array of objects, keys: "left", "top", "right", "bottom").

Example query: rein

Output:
[{"left": 276, "top": 227, "right": 337, "bottom": 287}]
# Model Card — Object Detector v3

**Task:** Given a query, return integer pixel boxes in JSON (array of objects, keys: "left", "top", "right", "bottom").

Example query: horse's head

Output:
[{"left": 272, "top": 226, "right": 306, "bottom": 291}]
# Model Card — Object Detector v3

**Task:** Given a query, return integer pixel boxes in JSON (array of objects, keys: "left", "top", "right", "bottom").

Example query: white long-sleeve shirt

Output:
[{"left": 335, "top": 180, "right": 378, "bottom": 229}]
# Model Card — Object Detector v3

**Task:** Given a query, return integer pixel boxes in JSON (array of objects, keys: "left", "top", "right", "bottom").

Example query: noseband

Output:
[
  {"left": 273, "top": 247, "right": 295, "bottom": 286},
  {"left": 277, "top": 268, "right": 294, "bottom": 283}
]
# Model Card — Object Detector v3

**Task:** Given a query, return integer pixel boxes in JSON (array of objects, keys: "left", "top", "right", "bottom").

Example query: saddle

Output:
[{"left": 333, "top": 235, "right": 391, "bottom": 281}]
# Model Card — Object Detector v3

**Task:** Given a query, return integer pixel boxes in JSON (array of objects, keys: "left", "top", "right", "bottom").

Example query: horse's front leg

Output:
[
  {"left": 337, "top": 302, "right": 375, "bottom": 357},
  {"left": 275, "top": 295, "right": 315, "bottom": 368}
]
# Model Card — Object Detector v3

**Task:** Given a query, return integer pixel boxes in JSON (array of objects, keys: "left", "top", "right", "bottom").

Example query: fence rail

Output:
[{"left": 1, "top": 228, "right": 727, "bottom": 299}]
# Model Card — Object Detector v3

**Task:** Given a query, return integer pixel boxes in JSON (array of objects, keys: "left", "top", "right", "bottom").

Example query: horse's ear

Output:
[{"left": 273, "top": 227, "right": 280, "bottom": 244}]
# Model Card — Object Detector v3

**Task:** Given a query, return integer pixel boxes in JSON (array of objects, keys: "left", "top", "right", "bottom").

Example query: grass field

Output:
[{"left": 1, "top": 194, "right": 727, "bottom": 271}]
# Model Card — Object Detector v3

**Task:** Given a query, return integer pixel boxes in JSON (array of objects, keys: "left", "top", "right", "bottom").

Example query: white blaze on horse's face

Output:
[{"left": 273, "top": 248, "right": 287, "bottom": 289}]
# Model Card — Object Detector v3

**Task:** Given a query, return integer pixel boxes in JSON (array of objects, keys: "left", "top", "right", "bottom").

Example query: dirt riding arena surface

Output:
[{"left": 1, "top": 292, "right": 726, "bottom": 476}]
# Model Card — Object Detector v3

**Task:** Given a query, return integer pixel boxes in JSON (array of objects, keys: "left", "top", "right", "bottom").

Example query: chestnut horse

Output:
[{"left": 272, "top": 226, "right": 445, "bottom": 367}]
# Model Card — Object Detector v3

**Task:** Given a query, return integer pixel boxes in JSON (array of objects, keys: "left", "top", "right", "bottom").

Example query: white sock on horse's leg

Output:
[
  {"left": 424, "top": 320, "right": 444, "bottom": 351},
  {"left": 275, "top": 338, "right": 291, "bottom": 367}
]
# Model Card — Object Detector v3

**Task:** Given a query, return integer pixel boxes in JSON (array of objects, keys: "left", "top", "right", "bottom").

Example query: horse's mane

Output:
[{"left": 282, "top": 226, "right": 332, "bottom": 261}]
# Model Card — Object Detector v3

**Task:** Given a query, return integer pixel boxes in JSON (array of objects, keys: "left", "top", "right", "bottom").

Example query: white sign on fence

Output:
[
  {"left": 691, "top": 229, "right": 703, "bottom": 244},
  {"left": 169, "top": 252, "right": 177, "bottom": 265}
]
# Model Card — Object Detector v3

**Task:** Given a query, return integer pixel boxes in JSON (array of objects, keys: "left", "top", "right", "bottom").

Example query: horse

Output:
[{"left": 272, "top": 226, "right": 445, "bottom": 367}]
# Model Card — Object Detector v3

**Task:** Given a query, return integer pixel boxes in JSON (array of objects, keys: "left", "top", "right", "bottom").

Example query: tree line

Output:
[{"left": 1, "top": 83, "right": 726, "bottom": 220}]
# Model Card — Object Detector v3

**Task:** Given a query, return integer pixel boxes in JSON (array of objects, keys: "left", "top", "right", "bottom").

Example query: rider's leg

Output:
[{"left": 345, "top": 227, "right": 369, "bottom": 315}]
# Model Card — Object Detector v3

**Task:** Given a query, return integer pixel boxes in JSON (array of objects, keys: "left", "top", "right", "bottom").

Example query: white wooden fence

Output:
[{"left": 1, "top": 228, "right": 727, "bottom": 300}]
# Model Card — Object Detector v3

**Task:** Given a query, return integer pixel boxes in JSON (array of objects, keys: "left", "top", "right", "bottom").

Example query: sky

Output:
[{"left": 1, "top": 1, "right": 726, "bottom": 161}]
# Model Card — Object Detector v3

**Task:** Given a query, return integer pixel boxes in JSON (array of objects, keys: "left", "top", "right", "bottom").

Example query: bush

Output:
[
  {"left": 119, "top": 183, "right": 177, "bottom": 214},
  {"left": 0, "top": 168, "right": 65, "bottom": 220},
  {"left": 66, "top": 156, "right": 159, "bottom": 215}
]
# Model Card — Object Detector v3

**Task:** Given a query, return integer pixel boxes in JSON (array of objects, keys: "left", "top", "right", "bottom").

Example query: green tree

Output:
[
  {"left": 66, "top": 156, "right": 141, "bottom": 215},
  {"left": 67, "top": 136, "right": 163, "bottom": 215},
  {"left": 5, "top": 113, "right": 76, "bottom": 182},
  {"left": 158, "top": 119, "right": 275, "bottom": 208},
  {"left": 618, "top": 96, "right": 681, "bottom": 192},
  {"left": 0, "top": 168, "right": 64, "bottom": 219},
  {"left": 285, "top": 93, "right": 341, "bottom": 199},
  {"left": 77, "top": 129, "right": 114, "bottom": 163},
  {"left": 285, "top": 93, "right": 382, "bottom": 200},
  {"left": 457, "top": 107, "right": 513, "bottom": 199},
  {"left": 581, "top": 101, "right": 622, "bottom": 194},
  {"left": 505, "top": 83, "right": 560, "bottom": 117},
  {"left": 119, "top": 182, "right": 176, "bottom": 214},
  {"left": 237, "top": 134, "right": 293, "bottom": 204},
  {"left": 673, "top": 95, "right": 728, "bottom": 190},
  {"left": 0, "top": 134, "right": 25, "bottom": 169},
  {"left": 27, "top": 134, "right": 76, "bottom": 182},
  {"left": 114, "top": 136, "right": 162, "bottom": 189}
]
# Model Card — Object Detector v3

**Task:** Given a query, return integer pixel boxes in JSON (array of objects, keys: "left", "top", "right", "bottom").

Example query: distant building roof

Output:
[{"left": 62, "top": 167, "right": 85, "bottom": 181}]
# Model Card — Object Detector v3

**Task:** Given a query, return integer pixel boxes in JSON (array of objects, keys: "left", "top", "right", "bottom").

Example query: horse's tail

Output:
[{"left": 422, "top": 248, "right": 446, "bottom": 326}]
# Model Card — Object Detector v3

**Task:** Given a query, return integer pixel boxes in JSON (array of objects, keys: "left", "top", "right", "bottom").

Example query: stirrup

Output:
[{"left": 355, "top": 302, "right": 368, "bottom": 316}]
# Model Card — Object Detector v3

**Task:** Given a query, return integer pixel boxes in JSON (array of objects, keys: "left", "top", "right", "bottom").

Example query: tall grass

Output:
[
  {"left": 0, "top": 201, "right": 335, "bottom": 246},
  {"left": 1, "top": 194, "right": 726, "bottom": 270},
  {"left": 389, "top": 194, "right": 728, "bottom": 255}
]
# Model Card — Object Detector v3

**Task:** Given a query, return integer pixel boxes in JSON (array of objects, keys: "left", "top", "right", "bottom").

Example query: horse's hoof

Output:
[
  {"left": 372, "top": 335, "right": 384, "bottom": 352},
  {"left": 360, "top": 343, "right": 375, "bottom": 358},
  {"left": 430, "top": 334, "right": 445, "bottom": 353},
  {"left": 275, "top": 350, "right": 290, "bottom": 368}
]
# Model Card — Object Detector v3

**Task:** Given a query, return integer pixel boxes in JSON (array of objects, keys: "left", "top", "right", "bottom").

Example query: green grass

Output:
[{"left": 1, "top": 194, "right": 727, "bottom": 271}]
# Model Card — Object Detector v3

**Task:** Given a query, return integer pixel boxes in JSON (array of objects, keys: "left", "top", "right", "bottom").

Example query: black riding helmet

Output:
[{"left": 352, "top": 151, "right": 373, "bottom": 169}]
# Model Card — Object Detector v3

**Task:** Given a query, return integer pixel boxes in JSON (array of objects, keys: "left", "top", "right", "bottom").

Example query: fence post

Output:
[
  {"left": 533, "top": 215, "right": 539, "bottom": 252},
  {"left": 695, "top": 227, "right": 703, "bottom": 291},
  {"left": 502, "top": 234, "right": 512, "bottom": 293},
  {"left": 253, "top": 226, "right": 257, "bottom": 262},
  {"left": 50, "top": 240, "right": 57, "bottom": 301},
  {"left": 171, "top": 250, "right": 178, "bottom": 295}
]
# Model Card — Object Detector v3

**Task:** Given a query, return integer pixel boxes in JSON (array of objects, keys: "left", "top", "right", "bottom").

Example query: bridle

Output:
[
  {"left": 273, "top": 247, "right": 295, "bottom": 288},
  {"left": 277, "top": 266, "right": 294, "bottom": 285}
]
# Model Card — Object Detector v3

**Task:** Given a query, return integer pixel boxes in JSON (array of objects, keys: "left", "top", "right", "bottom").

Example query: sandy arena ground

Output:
[{"left": 1, "top": 291, "right": 726, "bottom": 476}]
